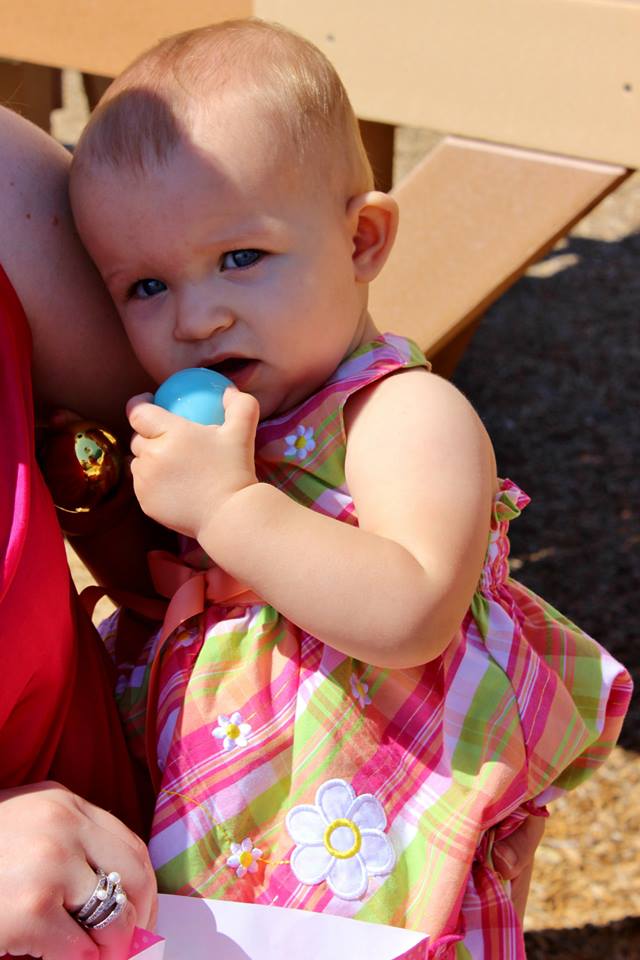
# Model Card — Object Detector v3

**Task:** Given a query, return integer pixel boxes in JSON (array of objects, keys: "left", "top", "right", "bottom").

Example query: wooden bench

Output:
[
  {"left": 1, "top": 0, "right": 633, "bottom": 373},
  {"left": 370, "top": 137, "right": 626, "bottom": 375}
]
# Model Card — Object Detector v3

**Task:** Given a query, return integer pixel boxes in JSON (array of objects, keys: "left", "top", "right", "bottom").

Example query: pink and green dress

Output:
[{"left": 110, "top": 335, "right": 631, "bottom": 959}]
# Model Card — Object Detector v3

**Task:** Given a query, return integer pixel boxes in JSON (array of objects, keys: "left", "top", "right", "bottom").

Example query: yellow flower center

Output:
[
  {"left": 323, "top": 818, "right": 362, "bottom": 860},
  {"left": 226, "top": 723, "right": 240, "bottom": 739},
  {"left": 295, "top": 436, "right": 307, "bottom": 449},
  {"left": 239, "top": 850, "right": 254, "bottom": 868}
]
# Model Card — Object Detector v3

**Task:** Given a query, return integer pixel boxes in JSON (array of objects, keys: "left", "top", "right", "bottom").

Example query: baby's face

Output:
[{"left": 71, "top": 103, "right": 374, "bottom": 419}]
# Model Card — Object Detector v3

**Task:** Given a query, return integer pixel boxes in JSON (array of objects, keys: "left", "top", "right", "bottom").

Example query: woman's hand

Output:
[
  {"left": 493, "top": 813, "right": 546, "bottom": 922},
  {"left": 0, "top": 782, "right": 157, "bottom": 959},
  {"left": 127, "top": 388, "right": 259, "bottom": 540}
]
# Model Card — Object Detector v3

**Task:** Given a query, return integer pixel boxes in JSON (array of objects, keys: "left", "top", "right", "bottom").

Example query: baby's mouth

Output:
[
  {"left": 208, "top": 357, "right": 251, "bottom": 376},
  {"left": 207, "top": 356, "right": 257, "bottom": 387}
]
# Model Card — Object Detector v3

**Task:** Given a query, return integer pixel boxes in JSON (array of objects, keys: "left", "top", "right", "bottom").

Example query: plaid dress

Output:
[{"left": 112, "top": 335, "right": 631, "bottom": 959}]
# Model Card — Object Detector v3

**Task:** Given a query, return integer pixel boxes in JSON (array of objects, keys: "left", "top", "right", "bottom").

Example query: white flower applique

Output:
[
  {"left": 350, "top": 672, "right": 372, "bottom": 709},
  {"left": 212, "top": 711, "right": 252, "bottom": 751},
  {"left": 226, "top": 838, "right": 263, "bottom": 878},
  {"left": 284, "top": 424, "right": 316, "bottom": 460},
  {"left": 286, "top": 778, "right": 395, "bottom": 900}
]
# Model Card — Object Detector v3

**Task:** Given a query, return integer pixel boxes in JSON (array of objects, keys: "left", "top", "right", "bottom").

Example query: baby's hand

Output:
[{"left": 127, "top": 387, "right": 259, "bottom": 540}]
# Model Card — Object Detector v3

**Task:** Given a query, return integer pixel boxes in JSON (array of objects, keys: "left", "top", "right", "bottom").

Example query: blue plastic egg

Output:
[{"left": 153, "top": 368, "right": 233, "bottom": 425}]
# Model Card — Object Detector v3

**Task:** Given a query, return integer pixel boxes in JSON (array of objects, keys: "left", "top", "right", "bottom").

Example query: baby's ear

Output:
[{"left": 347, "top": 191, "right": 399, "bottom": 282}]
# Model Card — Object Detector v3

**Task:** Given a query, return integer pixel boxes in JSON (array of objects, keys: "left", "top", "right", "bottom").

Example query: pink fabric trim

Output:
[{"left": 148, "top": 549, "right": 261, "bottom": 645}]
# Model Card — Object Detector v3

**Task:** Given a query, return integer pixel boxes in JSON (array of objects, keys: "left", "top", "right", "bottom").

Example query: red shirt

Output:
[{"left": 0, "top": 263, "right": 150, "bottom": 835}]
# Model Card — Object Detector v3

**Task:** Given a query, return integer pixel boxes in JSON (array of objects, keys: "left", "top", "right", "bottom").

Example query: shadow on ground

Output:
[{"left": 525, "top": 915, "right": 640, "bottom": 959}]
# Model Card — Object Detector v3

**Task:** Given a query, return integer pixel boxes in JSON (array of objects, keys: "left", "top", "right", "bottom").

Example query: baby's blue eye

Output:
[
  {"left": 133, "top": 278, "right": 167, "bottom": 299},
  {"left": 221, "top": 249, "right": 263, "bottom": 270}
]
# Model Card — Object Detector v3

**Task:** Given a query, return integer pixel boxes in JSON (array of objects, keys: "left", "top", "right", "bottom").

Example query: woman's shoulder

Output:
[
  {"left": 0, "top": 106, "right": 71, "bottom": 276},
  {"left": 0, "top": 107, "right": 77, "bottom": 352},
  {"left": 0, "top": 107, "right": 148, "bottom": 424}
]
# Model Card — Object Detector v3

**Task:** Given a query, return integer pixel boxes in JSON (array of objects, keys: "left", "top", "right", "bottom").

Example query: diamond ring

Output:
[{"left": 72, "top": 868, "right": 128, "bottom": 930}]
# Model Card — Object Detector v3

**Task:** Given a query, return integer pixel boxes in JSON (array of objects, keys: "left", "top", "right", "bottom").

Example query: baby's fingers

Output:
[
  {"left": 127, "top": 394, "right": 171, "bottom": 439},
  {"left": 222, "top": 388, "right": 260, "bottom": 441}
]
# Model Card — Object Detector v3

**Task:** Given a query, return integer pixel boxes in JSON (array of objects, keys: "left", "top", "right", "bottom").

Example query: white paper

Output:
[{"left": 134, "top": 894, "right": 429, "bottom": 960}]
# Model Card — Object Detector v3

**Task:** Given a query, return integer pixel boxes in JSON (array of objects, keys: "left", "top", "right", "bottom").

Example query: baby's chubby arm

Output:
[
  {"left": 341, "top": 367, "right": 497, "bottom": 664},
  {"left": 128, "top": 369, "right": 497, "bottom": 667}
]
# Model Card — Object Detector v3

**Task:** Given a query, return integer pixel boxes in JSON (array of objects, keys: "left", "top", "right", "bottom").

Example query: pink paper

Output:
[{"left": 128, "top": 926, "right": 165, "bottom": 959}]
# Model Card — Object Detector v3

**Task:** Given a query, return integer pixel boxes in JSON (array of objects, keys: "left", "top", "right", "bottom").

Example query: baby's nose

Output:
[{"left": 174, "top": 301, "right": 235, "bottom": 340}]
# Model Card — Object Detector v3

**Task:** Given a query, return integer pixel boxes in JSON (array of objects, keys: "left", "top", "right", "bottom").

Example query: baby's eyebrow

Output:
[
  {"left": 104, "top": 266, "right": 137, "bottom": 286},
  {"left": 201, "top": 215, "right": 286, "bottom": 249}
]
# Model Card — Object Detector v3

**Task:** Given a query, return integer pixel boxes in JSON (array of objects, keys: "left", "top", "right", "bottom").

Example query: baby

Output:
[{"left": 69, "top": 19, "right": 631, "bottom": 959}]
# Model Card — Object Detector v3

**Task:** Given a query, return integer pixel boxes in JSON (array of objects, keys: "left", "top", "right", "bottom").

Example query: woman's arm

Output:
[
  {"left": 128, "top": 368, "right": 497, "bottom": 667},
  {"left": 0, "top": 105, "right": 151, "bottom": 430},
  {"left": 0, "top": 107, "right": 165, "bottom": 594},
  {"left": 0, "top": 109, "right": 159, "bottom": 957}
]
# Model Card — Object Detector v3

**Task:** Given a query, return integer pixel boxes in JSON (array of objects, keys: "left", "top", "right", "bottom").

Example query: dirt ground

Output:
[{"left": 60, "top": 80, "right": 639, "bottom": 958}]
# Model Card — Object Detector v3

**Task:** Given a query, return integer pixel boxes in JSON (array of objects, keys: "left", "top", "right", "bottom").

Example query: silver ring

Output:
[{"left": 72, "top": 869, "right": 128, "bottom": 931}]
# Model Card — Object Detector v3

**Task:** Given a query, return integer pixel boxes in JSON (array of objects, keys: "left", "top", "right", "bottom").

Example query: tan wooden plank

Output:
[
  {"left": 369, "top": 137, "right": 628, "bottom": 367},
  {"left": 258, "top": 0, "right": 640, "bottom": 167},
  {"left": 2, "top": 0, "right": 636, "bottom": 164},
  {"left": 0, "top": 0, "right": 252, "bottom": 77}
]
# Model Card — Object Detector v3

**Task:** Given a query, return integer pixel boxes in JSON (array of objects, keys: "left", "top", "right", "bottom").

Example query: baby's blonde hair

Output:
[{"left": 73, "top": 18, "right": 374, "bottom": 195}]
